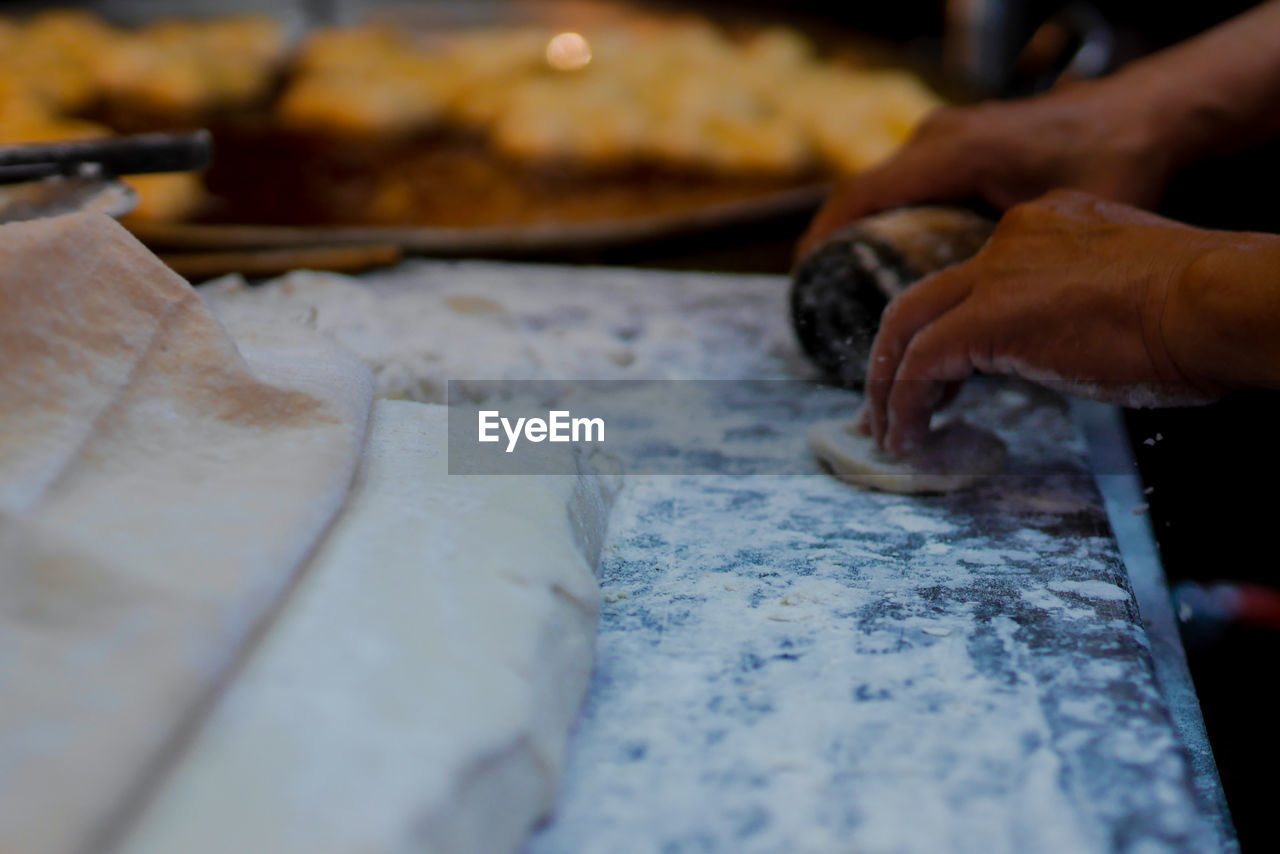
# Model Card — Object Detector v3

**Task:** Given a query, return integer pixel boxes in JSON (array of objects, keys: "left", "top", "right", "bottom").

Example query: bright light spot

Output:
[{"left": 546, "top": 32, "right": 591, "bottom": 71}]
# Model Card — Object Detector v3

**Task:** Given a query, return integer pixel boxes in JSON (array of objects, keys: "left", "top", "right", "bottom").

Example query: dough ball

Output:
[{"left": 808, "top": 412, "right": 1007, "bottom": 494}]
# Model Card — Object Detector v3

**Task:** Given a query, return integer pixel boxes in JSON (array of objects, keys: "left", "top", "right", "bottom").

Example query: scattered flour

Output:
[{"left": 1048, "top": 580, "right": 1132, "bottom": 602}]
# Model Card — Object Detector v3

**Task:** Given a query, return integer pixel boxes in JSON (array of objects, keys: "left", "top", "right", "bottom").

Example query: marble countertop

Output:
[
  {"left": 530, "top": 384, "right": 1226, "bottom": 854},
  {"left": 203, "top": 261, "right": 1234, "bottom": 854}
]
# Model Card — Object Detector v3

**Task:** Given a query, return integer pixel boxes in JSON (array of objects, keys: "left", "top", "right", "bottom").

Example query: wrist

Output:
[
  {"left": 1102, "top": 61, "right": 1225, "bottom": 174},
  {"left": 1163, "top": 232, "right": 1280, "bottom": 391},
  {"left": 1104, "top": 1, "right": 1280, "bottom": 169}
]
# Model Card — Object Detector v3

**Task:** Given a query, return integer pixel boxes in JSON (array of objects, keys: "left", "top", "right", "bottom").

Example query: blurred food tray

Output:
[
  {"left": 1, "top": 1, "right": 974, "bottom": 256},
  {"left": 126, "top": 183, "right": 827, "bottom": 256}
]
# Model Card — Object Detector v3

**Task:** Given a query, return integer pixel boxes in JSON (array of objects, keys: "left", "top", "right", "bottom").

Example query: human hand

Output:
[
  {"left": 798, "top": 78, "right": 1181, "bottom": 259},
  {"left": 861, "top": 190, "right": 1232, "bottom": 454}
]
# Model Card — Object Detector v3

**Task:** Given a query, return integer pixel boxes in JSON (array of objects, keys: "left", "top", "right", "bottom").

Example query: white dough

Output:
[
  {"left": 119, "top": 400, "right": 620, "bottom": 854},
  {"left": 808, "top": 412, "right": 1007, "bottom": 494}
]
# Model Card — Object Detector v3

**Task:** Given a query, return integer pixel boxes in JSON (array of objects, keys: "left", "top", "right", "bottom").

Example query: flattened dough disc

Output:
[{"left": 809, "top": 413, "right": 1007, "bottom": 494}]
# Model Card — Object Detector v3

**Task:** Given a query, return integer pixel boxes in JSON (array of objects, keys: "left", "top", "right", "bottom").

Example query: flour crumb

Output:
[{"left": 1047, "top": 580, "right": 1131, "bottom": 601}]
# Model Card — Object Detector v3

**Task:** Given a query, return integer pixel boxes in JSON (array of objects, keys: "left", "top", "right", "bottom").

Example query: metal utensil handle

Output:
[{"left": 0, "top": 130, "right": 213, "bottom": 177}]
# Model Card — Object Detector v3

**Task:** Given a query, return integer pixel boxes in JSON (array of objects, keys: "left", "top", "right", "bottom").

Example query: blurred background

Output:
[{"left": 3, "top": 1, "right": 1276, "bottom": 849}]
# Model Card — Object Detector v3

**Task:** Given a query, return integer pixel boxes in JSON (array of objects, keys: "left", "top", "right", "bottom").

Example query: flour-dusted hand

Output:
[{"left": 862, "top": 189, "right": 1280, "bottom": 454}]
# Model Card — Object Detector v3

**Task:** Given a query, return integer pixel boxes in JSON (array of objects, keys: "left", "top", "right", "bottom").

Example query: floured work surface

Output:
[
  {"left": 0, "top": 213, "right": 372, "bottom": 854},
  {"left": 205, "top": 262, "right": 1230, "bottom": 853}
]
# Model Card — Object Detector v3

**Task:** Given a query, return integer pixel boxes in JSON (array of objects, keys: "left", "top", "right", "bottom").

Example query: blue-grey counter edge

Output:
[{"left": 1071, "top": 400, "right": 1239, "bottom": 853}]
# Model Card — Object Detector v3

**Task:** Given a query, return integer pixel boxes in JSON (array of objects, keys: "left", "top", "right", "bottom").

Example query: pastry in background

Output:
[
  {"left": 0, "top": 8, "right": 944, "bottom": 227},
  {"left": 275, "top": 19, "right": 941, "bottom": 177},
  {"left": 97, "top": 15, "right": 287, "bottom": 122},
  {"left": 119, "top": 173, "right": 208, "bottom": 223}
]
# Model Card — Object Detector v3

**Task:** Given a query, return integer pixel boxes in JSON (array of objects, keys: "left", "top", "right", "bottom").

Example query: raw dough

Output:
[
  {"left": 0, "top": 212, "right": 372, "bottom": 854},
  {"left": 119, "top": 400, "right": 619, "bottom": 854},
  {"left": 808, "top": 411, "right": 1007, "bottom": 494}
]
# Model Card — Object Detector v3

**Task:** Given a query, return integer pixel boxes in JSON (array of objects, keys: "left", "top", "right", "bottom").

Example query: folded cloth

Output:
[
  {"left": 120, "top": 400, "right": 619, "bottom": 854},
  {"left": 0, "top": 212, "right": 373, "bottom": 854}
]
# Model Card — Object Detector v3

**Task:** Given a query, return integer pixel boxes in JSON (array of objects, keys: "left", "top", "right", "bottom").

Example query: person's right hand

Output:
[
  {"left": 798, "top": 76, "right": 1182, "bottom": 258},
  {"left": 856, "top": 190, "right": 1238, "bottom": 455}
]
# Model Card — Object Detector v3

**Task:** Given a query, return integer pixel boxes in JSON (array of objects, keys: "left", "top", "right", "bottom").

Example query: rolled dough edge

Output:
[{"left": 808, "top": 415, "right": 1007, "bottom": 495}]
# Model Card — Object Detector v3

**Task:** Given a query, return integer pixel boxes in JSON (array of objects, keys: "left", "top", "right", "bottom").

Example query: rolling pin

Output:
[{"left": 791, "top": 207, "right": 995, "bottom": 389}]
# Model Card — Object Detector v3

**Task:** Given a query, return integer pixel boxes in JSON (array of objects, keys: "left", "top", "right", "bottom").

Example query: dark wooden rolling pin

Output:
[{"left": 791, "top": 207, "right": 995, "bottom": 389}]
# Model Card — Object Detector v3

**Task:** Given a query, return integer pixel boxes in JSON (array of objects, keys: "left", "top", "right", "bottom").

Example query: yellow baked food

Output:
[
  {"left": 0, "top": 9, "right": 944, "bottom": 226},
  {"left": 276, "top": 19, "right": 941, "bottom": 176},
  {"left": 97, "top": 15, "right": 286, "bottom": 118}
]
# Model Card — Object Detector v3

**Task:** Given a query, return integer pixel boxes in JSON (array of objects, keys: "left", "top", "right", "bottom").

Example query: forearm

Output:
[
  {"left": 1164, "top": 230, "right": 1280, "bottom": 391},
  {"left": 1111, "top": 0, "right": 1280, "bottom": 169}
]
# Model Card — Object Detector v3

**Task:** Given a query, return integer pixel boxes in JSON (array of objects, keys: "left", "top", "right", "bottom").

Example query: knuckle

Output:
[
  {"left": 1040, "top": 187, "right": 1093, "bottom": 207},
  {"left": 998, "top": 199, "right": 1044, "bottom": 231},
  {"left": 1002, "top": 199, "right": 1037, "bottom": 221}
]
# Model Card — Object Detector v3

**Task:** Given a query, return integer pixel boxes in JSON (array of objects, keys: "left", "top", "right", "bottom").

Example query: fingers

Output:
[
  {"left": 796, "top": 144, "right": 976, "bottom": 260},
  {"left": 1027, "top": 188, "right": 1172, "bottom": 228},
  {"left": 856, "top": 407, "right": 874, "bottom": 435},
  {"left": 799, "top": 177, "right": 879, "bottom": 258},
  {"left": 884, "top": 307, "right": 980, "bottom": 454},
  {"left": 797, "top": 173, "right": 892, "bottom": 260},
  {"left": 864, "top": 266, "right": 974, "bottom": 444}
]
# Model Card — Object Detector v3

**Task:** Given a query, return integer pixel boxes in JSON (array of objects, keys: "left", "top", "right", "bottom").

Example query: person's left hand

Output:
[{"left": 862, "top": 189, "right": 1228, "bottom": 454}]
